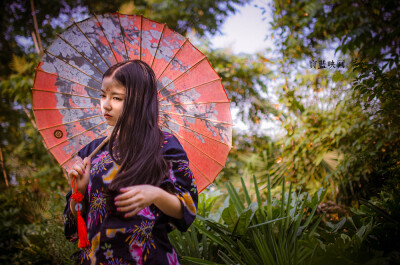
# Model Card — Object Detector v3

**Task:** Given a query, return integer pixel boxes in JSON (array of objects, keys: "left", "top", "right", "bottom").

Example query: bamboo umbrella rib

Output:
[
  {"left": 35, "top": 68, "right": 101, "bottom": 92},
  {"left": 160, "top": 115, "right": 232, "bottom": 147},
  {"left": 48, "top": 121, "right": 107, "bottom": 151},
  {"left": 94, "top": 13, "right": 119, "bottom": 63},
  {"left": 139, "top": 15, "right": 143, "bottom": 61},
  {"left": 158, "top": 78, "right": 221, "bottom": 101},
  {"left": 60, "top": 127, "right": 111, "bottom": 166},
  {"left": 56, "top": 33, "right": 104, "bottom": 75},
  {"left": 34, "top": 106, "right": 100, "bottom": 111},
  {"left": 150, "top": 24, "right": 166, "bottom": 68},
  {"left": 156, "top": 38, "right": 188, "bottom": 80},
  {"left": 117, "top": 13, "right": 129, "bottom": 60},
  {"left": 88, "top": 135, "right": 111, "bottom": 160},
  {"left": 160, "top": 100, "right": 230, "bottom": 107},
  {"left": 73, "top": 20, "right": 110, "bottom": 68},
  {"left": 160, "top": 110, "right": 233, "bottom": 126},
  {"left": 189, "top": 160, "right": 213, "bottom": 185},
  {"left": 161, "top": 124, "right": 225, "bottom": 168},
  {"left": 44, "top": 50, "right": 102, "bottom": 84},
  {"left": 38, "top": 114, "right": 103, "bottom": 131},
  {"left": 158, "top": 57, "right": 207, "bottom": 94},
  {"left": 32, "top": 88, "right": 101, "bottom": 101}
]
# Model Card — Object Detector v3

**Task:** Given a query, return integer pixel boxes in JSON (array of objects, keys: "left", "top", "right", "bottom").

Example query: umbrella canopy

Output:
[{"left": 32, "top": 13, "right": 232, "bottom": 192}]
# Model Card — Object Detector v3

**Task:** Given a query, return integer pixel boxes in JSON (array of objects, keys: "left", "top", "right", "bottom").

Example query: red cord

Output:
[{"left": 71, "top": 176, "right": 90, "bottom": 248}]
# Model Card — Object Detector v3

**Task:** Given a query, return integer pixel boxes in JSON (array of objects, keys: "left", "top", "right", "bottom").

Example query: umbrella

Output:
[{"left": 32, "top": 13, "right": 232, "bottom": 192}]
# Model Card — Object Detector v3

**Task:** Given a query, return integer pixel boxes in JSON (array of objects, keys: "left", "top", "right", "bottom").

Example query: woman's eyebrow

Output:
[{"left": 100, "top": 89, "right": 125, "bottom": 96}]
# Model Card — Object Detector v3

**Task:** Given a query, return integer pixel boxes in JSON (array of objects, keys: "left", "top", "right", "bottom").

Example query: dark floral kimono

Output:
[{"left": 63, "top": 132, "right": 198, "bottom": 265}]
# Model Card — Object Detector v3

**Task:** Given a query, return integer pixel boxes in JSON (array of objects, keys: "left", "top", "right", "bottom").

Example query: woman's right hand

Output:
[{"left": 68, "top": 157, "right": 91, "bottom": 194}]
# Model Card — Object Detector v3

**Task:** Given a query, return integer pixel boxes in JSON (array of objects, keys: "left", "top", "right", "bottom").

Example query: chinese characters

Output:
[{"left": 309, "top": 59, "right": 345, "bottom": 69}]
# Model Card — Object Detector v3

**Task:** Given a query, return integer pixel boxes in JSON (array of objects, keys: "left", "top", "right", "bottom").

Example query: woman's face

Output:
[{"left": 100, "top": 76, "right": 126, "bottom": 126}]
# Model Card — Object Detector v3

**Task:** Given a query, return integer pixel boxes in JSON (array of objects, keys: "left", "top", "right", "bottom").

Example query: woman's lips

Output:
[{"left": 104, "top": 114, "right": 112, "bottom": 119}]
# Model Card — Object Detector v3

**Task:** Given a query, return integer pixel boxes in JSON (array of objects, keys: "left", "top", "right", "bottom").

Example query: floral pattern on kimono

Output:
[{"left": 63, "top": 132, "right": 198, "bottom": 265}]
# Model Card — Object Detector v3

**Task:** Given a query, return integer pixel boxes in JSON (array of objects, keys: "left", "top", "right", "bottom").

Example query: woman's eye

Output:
[
  {"left": 114, "top": 97, "right": 122, "bottom": 101},
  {"left": 101, "top": 94, "right": 106, "bottom": 98}
]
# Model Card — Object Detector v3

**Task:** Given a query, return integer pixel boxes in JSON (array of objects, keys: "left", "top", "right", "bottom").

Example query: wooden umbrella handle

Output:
[{"left": 87, "top": 135, "right": 110, "bottom": 160}]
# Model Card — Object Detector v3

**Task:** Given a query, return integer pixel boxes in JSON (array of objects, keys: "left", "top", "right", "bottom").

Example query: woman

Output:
[{"left": 64, "top": 60, "right": 198, "bottom": 264}]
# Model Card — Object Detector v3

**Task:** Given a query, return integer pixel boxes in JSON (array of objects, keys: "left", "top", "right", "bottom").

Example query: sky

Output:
[{"left": 210, "top": 1, "right": 273, "bottom": 54}]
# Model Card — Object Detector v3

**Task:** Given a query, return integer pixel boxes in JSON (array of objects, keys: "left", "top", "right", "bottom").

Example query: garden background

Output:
[{"left": 1, "top": 0, "right": 399, "bottom": 264}]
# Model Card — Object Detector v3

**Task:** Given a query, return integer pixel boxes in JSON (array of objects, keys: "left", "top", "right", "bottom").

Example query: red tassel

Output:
[
  {"left": 77, "top": 210, "right": 90, "bottom": 248},
  {"left": 71, "top": 176, "right": 90, "bottom": 248}
]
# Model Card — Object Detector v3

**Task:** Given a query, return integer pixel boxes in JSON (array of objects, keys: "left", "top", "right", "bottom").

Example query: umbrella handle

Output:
[{"left": 87, "top": 135, "right": 110, "bottom": 160}]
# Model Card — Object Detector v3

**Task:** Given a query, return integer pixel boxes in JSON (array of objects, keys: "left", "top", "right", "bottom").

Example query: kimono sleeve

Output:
[
  {"left": 62, "top": 144, "right": 90, "bottom": 242},
  {"left": 161, "top": 134, "right": 198, "bottom": 232}
]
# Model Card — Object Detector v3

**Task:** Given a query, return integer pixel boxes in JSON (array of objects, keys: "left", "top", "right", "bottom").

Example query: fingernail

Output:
[
  {"left": 114, "top": 197, "right": 118, "bottom": 201},
  {"left": 124, "top": 214, "right": 128, "bottom": 218},
  {"left": 117, "top": 208, "right": 120, "bottom": 212}
]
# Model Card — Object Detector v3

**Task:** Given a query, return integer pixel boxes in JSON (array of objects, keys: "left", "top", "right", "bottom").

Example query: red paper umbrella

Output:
[{"left": 32, "top": 13, "right": 232, "bottom": 192}]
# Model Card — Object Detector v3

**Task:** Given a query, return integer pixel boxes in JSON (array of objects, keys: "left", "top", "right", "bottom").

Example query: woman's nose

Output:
[{"left": 102, "top": 99, "right": 111, "bottom": 110}]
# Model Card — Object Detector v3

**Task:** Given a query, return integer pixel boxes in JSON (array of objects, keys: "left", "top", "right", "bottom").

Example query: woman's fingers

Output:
[
  {"left": 115, "top": 188, "right": 146, "bottom": 215},
  {"left": 118, "top": 202, "right": 138, "bottom": 213},
  {"left": 69, "top": 169, "right": 80, "bottom": 178},
  {"left": 115, "top": 196, "right": 139, "bottom": 207},
  {"left": 125, "top": 207, "right": 142, "bottom": 218},
  {"left": 115, "top": 188, "right": 140, "bottom": 201},
  {"left": 72, "top": 163, "right": 85, "bottom": 176},
  {"left": 83, "top": 157, "right": 91, "bottom": 171}
]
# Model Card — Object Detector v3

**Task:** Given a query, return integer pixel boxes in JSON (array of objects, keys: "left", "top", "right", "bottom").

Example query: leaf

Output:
[
  {"left": 233, "top": 207, "right": 254, "bottom": 235},
  {"left": 182, "top": 256, "right": 221, "bottom": 265},
  {"left": 221, "top": 200, "right": 238, "bottom": 232},
  {"left": 331, "top": 217, "right": 347, "bottom": 233}
]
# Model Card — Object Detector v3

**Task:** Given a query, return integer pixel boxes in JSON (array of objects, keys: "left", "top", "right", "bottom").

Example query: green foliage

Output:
[
  {"left": 204, "top": 47, "right": 275, "bottom": 126},
  {"left": 0, "top": 185, "right": 76, "bottom": 264},
  {"left": 245, "top": 0, "right": 400, "bottom": 206},
  {"left": 171, "top": 176, "right": 327, "bottom": 265},
  {"left": 169, "top": 190, "right": 223, "bottom": 264}
]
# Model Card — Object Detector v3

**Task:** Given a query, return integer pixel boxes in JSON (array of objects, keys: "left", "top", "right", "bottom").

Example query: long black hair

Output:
[{"left": 103, "top": 60, "right": 169, "bottom": 195}]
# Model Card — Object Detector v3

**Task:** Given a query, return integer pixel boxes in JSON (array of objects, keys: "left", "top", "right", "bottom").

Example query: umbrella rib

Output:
[
  {"left": 189, "top": 160, "right": 213, "bottom": 186},
  {"left": 60, "top": 127, "right": 111, "bottom": 166},
  {"left": 44, "top": 50, "right": 102, "bottom": 84},
  {"left": 160, "top": 100, "right": 230, "bottom": 107},
  {"left": 158, "top": 56, "right": 207, "bottom": 95},
  {"left": 32, "top": 88, "right": 101, "bottom": 101},
  {"left": 159, "top": 110, "right": 233, "bottom": 126},
  {"left": 158, "top": 78, "right": 221, "bottom": 101},
  {"left": 73, "top": 20, "right": 110, "bottom": 68},
  {"left": 34, "top": 106, "right": 100, "bottom": 111},
  {"left": 150, "top": 24, "right": 166, "bottom": 69},
  {"left": 140, "top": 15, "right": 143, "bottom": 61},
  {"left": 160, "top": 115, "right": 231, "bottom": 147},
  {"left": 38, "top": 114, "right": 103, "bottom": 131},
  {"left": 48, "top": 121, "right": 108, "bottom": 151},
  {"left": 56, "top": 33, "right": 104, "bottom": 75},
  {"left": 94, "top": 13, "right": 119, "bottom": 63},
  {"left": 161, "top": 124, "right": 225, "bottom": 168},
  {"left": 156, "top": 38, "right": 188, "bottom": 80},
  {"left": 117, "top": 12, "right": 129, "bottom": 60},
  {"left": 35, "top": 68, "right": 101, "bottom": 92}
]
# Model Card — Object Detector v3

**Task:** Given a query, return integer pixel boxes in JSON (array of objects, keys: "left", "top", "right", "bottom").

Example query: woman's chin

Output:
[{"left": 106, "top": 120, "right": 116, "bottom": 127}]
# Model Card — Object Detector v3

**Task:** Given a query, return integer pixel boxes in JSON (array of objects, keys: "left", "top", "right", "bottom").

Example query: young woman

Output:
[{"left": 64, "top": 60, "right": 198, "bottom": 265}]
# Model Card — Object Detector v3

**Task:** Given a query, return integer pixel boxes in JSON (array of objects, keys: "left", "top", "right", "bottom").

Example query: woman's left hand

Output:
[{"left": 114, "top": 185, "right": 160, "bottom": 218}]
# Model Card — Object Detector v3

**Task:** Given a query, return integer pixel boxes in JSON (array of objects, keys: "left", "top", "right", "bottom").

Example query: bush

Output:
[{"left": 0, "top": 185, "right": 77, "bottom": 264}]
